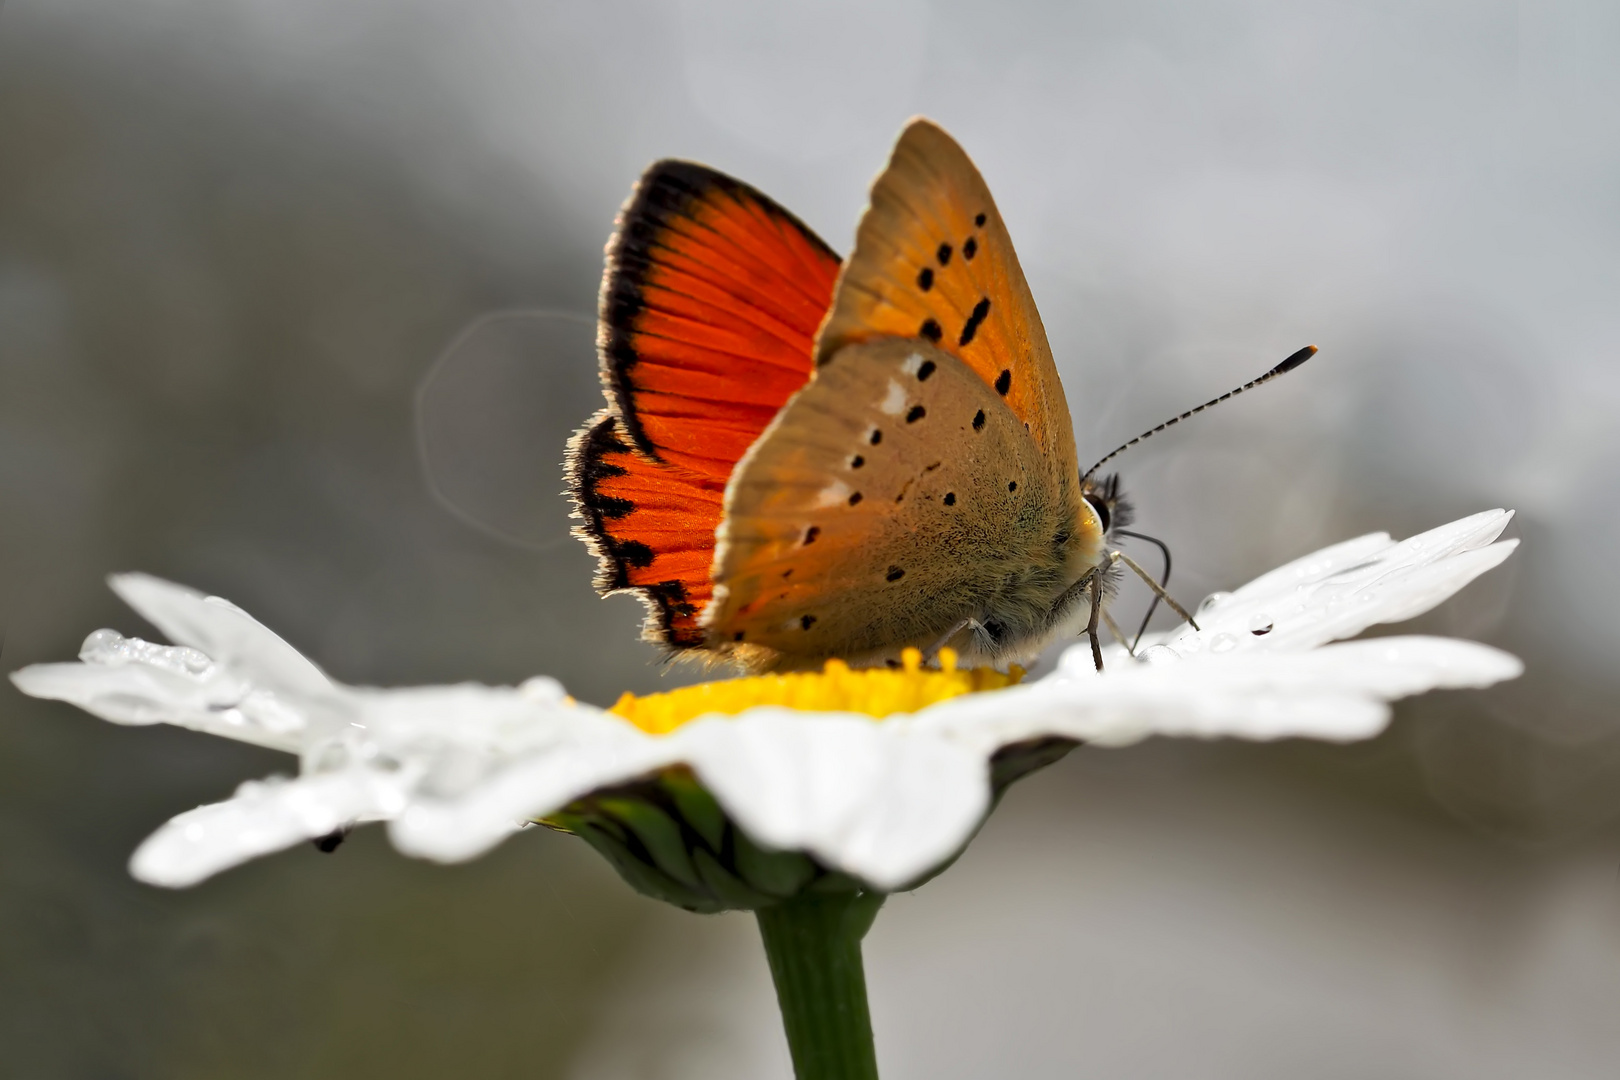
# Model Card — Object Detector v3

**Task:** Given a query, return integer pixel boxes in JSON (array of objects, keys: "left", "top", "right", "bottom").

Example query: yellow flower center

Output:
[{"left": 610, "top": 648, "right": 1022, "bottom": 736}]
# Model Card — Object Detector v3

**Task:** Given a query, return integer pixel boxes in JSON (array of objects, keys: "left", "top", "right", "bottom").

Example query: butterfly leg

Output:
[
  {"left": 1110, "top": 550, "right": 1200, "bottom": 631},
  {"left": 1085, "top": 571, "right": 1105, "bottom": 672},
  {"left": 923, "top": 617, "right": 987, "bottom": 664},
  {"left": 1101, "top": 608, "right": 1135, "bottom": 657}
]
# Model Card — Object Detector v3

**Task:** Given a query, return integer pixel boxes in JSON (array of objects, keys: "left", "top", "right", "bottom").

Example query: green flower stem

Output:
[{"left": 755, "top": 889, "right": 886, "bottom": 1080}]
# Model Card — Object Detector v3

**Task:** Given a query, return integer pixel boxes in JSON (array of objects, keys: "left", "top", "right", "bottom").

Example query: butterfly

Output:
[{"left": 567, "top": 118, "right": 1308, "bottom": 673}]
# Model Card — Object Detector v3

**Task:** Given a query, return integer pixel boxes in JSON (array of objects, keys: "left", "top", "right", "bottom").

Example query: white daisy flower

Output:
[{"left": 11, "top": 510, "right": 1521, "bottom": 897}]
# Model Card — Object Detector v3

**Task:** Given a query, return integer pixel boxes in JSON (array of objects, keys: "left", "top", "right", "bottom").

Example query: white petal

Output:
[
  {"left": 1229, "top": 508, "right": 1511, "bottom": 602},
  {"left": 676, "top": 710, "right": 988, "bottom": 891},
  {"left": 922, "top": 636, "right": 1522, "bottom": 753},
  {"left": 11, "top": 512, "right": 1526, "bottom": 891},
  {"left": 10, "top": 649, "right": 303, "bottom": 753},
  {"left": 388, "top": 711, "right": 676, "bottom": 863},
  {"left": 1124, "top": 510, "right": 1516, "bottom": 659},
  {"left": 130, "top": 768, "right": 410, "bottom": 887},
  {"left": 110, "top": 573, "right": 332, "bottom": 695}
]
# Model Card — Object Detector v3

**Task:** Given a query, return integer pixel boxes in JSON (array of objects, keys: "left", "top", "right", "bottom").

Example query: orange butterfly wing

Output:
[
  {"left": 568, "top": 161, "right": 841, "bottom": 647},
  {"left": 814, "top": 118, "right": 1080, "bottom": 483},
  {"left": 700, "top": 120, "right": 1102, "bottom": 669}
]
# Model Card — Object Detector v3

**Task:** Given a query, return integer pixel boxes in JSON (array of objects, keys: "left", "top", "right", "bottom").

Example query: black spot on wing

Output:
[
  {"left": 937, "top": 242, "right": 953, "bottom": 266},
  {"left": 869, "top": 429, "right": 883, "bottom": 445},
  {"left": 972, "top": 409, "right": 986, "bottom": 431},
  {"left": 959, "top": 298, "right": 991, "bottom": 347},
  {"left": 906, "top": 405, "right": 926, "bottom": 423},
  {"left": 974, "top": 212, "right": 987, "bottom": 226},
  {"left": 851, "top": 455, "right": 865, "bottom": 469},
  {"left": 801, "top": 614, "right": 817, "bottom": 630},
  {"left": 917, "top": 267, "right": 934, "bottom": 291},
  {"left": 994, "top": 369, "right": 1012, "bottom": 396},
  {"left": 615, "top": 539, "right": 656, "bottom": 569},
  {"left": 916, "top": 359, "right": 936, "bottom": 382},
  {"left": 962, "top": 237, "right": 978, "bottom": 260},
  {"left": 943, "top": 492, "right": 956, "bottom": 506},
  {"left": 920, "top": 319, "right": 943, "bottom": 343},
  {"left": 848, "top": 491, "right": 863, "bottom": 506},
  {"left": 803, "top": 525, "right": 820, "bottom": 544},
  {"left": 886, "top": 566, "right": 906, "bottom": 582}
]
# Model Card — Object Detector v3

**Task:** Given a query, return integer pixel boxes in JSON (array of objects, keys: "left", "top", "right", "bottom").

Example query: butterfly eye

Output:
[{"left": 1084, "top": 493, "right": 1112, "bottom": 534}]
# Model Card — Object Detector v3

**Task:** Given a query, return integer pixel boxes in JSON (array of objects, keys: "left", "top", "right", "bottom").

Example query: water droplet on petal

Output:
[
  {"left": 1210, "top": 632, "right": 1239, "bottom": 653},
  {"left": 1248, "top": 613, "right": 1274, "bottom": 636},
  {"left": 1137, "top": 645, "right": 1179, "bottom": 665},
  {"left": 79, "top": 628, "right": 127, "bottom": 663},
  {"left": 1197, "top": 592, "right": 1231, "bottom": 615},
  {"left": 79, "top": 628, "right": 213, "bottom": 675}
]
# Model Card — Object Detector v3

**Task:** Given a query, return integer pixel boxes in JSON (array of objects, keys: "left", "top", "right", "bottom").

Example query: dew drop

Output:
[
  {"left": 79, "top": 628, "right": 129, "bottom": 664},
  {"left": 1196, "top": 591, "right": 1232, "bottom": 616},
  {"left": 1248, "top": 613, "right": 1274, "bottom": 636},
  {"left": 79, "top": 628, "right": 213, "bottom": 675},
  {"left": 1137, "top": 645, "right": 1178, "bottom": 665},
  {"left": 1210, "top": 632, "right": 1239, "bottom": 654}
]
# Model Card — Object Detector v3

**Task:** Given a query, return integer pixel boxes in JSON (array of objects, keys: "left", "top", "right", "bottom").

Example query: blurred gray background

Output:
[{"left": 3, "top": 1, "right": 1619, "bottom": 1077}]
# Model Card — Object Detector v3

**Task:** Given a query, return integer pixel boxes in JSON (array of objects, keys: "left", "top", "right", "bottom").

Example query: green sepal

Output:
[
  {"left": 659, "top": 770, "right": 727, "bottom": 852},
  {"left": 598, "top": 796, "right": 702, "bottom": 892},
  {"left": 573, "top": 820, "right": 719, "bottom": 912},
  {"left": 734, "top": 829, "right": 818, "bottom": 899},
  {"left": 692, "top": 847, "right": 777, "bottom": 910}
]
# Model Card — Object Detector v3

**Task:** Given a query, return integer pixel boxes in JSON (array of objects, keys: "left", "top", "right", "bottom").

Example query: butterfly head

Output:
[{"left": 1080, "top": 472, "right": 1132, "bottom": 542}]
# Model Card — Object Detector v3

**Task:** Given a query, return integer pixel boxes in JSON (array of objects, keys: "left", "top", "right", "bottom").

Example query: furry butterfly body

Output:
[{"left": 569, "top": 119, "right": 1121, "bottom": 672}]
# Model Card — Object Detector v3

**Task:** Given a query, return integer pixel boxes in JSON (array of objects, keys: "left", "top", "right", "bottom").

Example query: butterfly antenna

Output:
[{"left": 1081, "top": 345, "right": 1317, "bottom": 482}]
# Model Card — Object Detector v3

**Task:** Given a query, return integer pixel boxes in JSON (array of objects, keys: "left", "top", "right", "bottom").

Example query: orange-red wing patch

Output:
[
  {"left": 572, "top": 160, "right": 843, "bottom": 651},
  {"left": 814, "top": 119, "right": 1079, "bottom": 483},
  {"left": 570, "top": 160, "right": 842, "bottom": 650},
  {"left": 600, "top": 160, "right": 842, "bottom": 482},
  {"left": 567, "top": 411, "right": 725, "bottom": 647}
]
